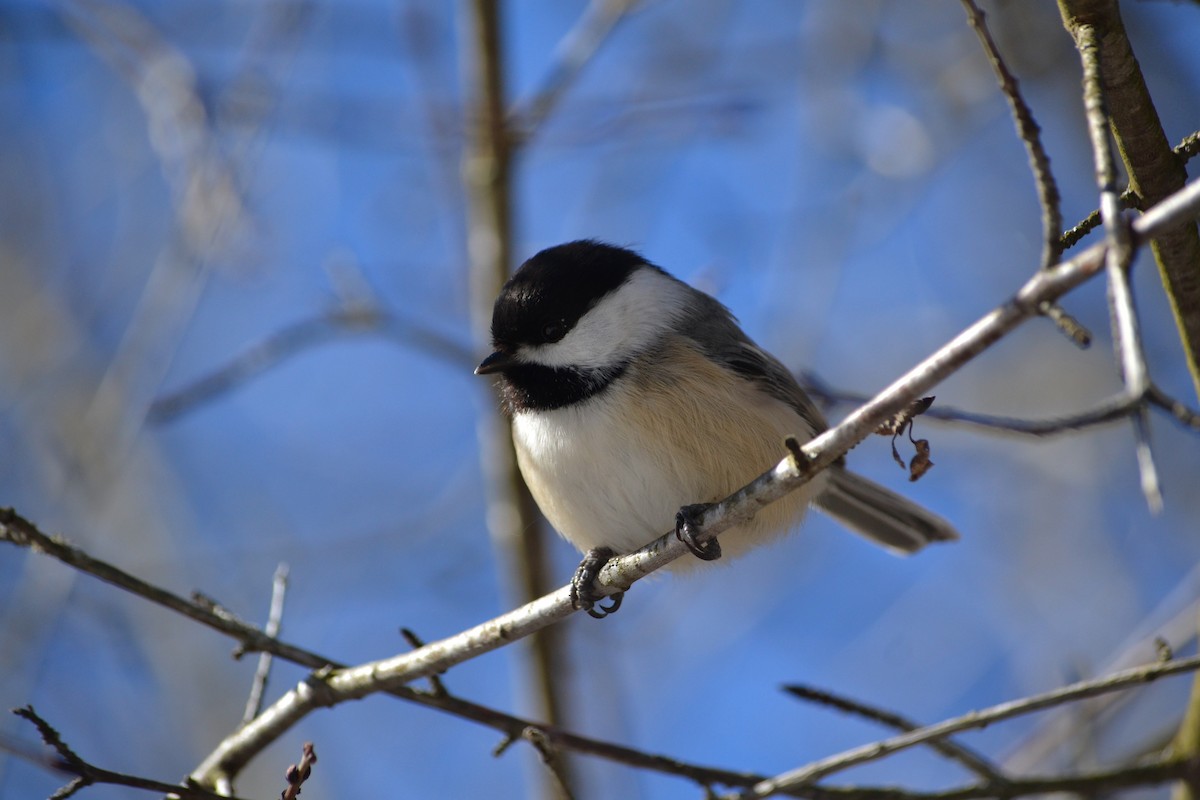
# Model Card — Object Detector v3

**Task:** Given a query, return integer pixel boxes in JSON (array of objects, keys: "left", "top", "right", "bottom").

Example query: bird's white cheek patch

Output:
[{"left": 524, "top": 269, "right": 688, "bottom": 370}]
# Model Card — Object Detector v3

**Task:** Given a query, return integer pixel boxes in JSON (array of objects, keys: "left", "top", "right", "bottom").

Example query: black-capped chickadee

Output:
[{"left": 476, "top": 240, "right": 957, "bottom": 616}]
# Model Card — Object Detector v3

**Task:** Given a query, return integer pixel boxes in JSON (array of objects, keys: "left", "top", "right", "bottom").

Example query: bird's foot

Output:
[
  {"left": 675, "top": 503, "right": 721, "bottom": 561},
  {"left": 571, "top": 547, "right": 624, "bottom": 619}
]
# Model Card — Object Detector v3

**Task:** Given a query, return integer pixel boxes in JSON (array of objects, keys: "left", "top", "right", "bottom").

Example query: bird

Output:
[{"left": 475, "top": 240, "right": 957, "bottom": 617}]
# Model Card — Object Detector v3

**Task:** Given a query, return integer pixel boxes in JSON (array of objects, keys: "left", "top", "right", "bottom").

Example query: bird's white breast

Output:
[{"left": 511, "top": 338, "right": 824, "bottom": 567}]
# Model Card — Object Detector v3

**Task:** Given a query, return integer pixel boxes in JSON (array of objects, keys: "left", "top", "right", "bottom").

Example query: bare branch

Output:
[
  {"left": 802, "top": 371, "right": 1141, "bottom": 437},
  {"left": 1059, "top": 0, "right": 1200, "bottom": 402},
  {"left": 959, "top": 0, "right": 1092, "bottom": 348},
  {"left": 1059, "top": 130, "right": 1198, "bottom": 250},
  {"left": 9, "top": 505, "right": 1200, "bottom": 799},
  {"left": 11, "top": 706, "right": 251, "bottom": 800},
  {"left": 0, "top": 508, "right": 325, "bottom": 668},
  {"left": 783, "top": 685, "right": 1007, "bottom": 784},
  {"left": 737, "top": 655, "right": 1200, "bottom": 798},
  {"left": 1150, "top": 385, "right": 1200, "bottom": 430},
  {"left": 959, "top": 0, "right": 1062, "bottom": 268},
  {"left": 0, "top": 508, "right": 763, "bottom": 790}
]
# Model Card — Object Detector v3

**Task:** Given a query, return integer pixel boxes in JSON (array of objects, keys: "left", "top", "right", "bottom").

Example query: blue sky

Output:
[{"left": 2, "top": 2, "right": 1199, "bottom": 798}]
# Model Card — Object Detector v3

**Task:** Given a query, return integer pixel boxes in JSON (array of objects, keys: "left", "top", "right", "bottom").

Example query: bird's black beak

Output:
[{"left": 475, "top": 350, "right": 519, "bottom": 375}]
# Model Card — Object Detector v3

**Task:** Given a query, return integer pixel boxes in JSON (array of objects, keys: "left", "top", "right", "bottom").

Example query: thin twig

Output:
[
  {"left": 799, "top": 371, "right": 1200, "bottom": 438},
  {"left": 960, "top": 0, "right": 1062, "bottom": 269},
  {"left": 522, "top": 728, "right": 577, "bottom": 800},
  {"left": 281, "top": 742, "right": 317, "bottom": 800},
  {"left": 11, "top": 706, "right": 252, "bottom": 800},
  {"left": 799, "top": 759, "right": 1198, "bottom": 800},
  {"left": 737, "top": 655, "right": 1200, "bottom": 798},
  {"left": 0, "top": 509, "right": 326, "bottom": 667},
  {"left": 1059, "top": 130, "right": 1198, "bottom": 250},
  {"left": 243, "top": 563, "right": 289, "bottom": 724},
  {"left": 1149, "top": 385, "right": 1200, "bottom": 430},
  {"left": 960, "top": 0, "right": 1090, "bottom": 348},
  {"left": 783, "top": 685, "right": 1007, "bottom": 784}
]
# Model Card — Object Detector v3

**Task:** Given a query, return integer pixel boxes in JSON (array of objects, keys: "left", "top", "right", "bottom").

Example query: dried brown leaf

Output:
[{"left": 909, "top": 439, "right": 934, "bottom": 482}]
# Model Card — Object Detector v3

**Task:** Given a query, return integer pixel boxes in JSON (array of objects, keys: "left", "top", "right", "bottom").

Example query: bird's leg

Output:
[
  {"left": 675, "top": 503, "right": 721, "bottom": 561},
  {"left": 571, "top": 547, "right": 624, "bottom": 619}
]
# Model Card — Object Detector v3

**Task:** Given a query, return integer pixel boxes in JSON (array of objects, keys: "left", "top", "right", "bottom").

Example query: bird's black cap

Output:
[{"left": 488, "top": 240, "right": 651, "bottom": 353}]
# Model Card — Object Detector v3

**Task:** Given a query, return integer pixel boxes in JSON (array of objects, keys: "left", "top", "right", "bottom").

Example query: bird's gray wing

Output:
[
  {"left": 678, "top": 291, "right": 828, "bottom": 434},
  {"left": 677, "top": 289, "right": 961, "bottom": 554}
]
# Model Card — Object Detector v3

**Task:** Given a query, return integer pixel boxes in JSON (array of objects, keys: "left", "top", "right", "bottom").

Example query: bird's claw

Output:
[
  {"left": 571, "top": 547, "right": 624, "bottom": 619},
  {"left": 675, "top": 503, "right": 721, "bottom": 561}
]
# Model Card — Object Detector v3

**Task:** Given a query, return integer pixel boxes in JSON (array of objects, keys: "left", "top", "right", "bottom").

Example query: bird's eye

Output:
[{"left": 542, "top": 321, "right": 567, "bottom": 342}]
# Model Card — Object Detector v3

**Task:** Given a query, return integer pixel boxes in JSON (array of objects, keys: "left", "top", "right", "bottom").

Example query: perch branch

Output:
[{"left": 186, "top": 178, "right": 1200, "bottom": 789}]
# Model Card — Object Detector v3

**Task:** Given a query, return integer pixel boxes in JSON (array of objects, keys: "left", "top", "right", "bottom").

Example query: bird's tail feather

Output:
[{"left": 814, "top": 468, "right": 958, "bottom": 555}]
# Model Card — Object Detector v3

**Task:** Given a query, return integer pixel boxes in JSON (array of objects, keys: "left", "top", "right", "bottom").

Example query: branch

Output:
[
  {"left": 960, "top": 0, "right": 1091, "bottom": 348},
  {"left": 186, "top": 178, "right": 1200, "bottom": 790},
  {"left": 0, "top": 509, "right": 328, "bottom": 670},
  {"left": 8, "top": 506, "right": 1200, "bottom": 798},
  {"left": 1078, "top": 16, "right": 1162, "bottom": 511},
  {"left": 796, "top": 760, "right": 1198, "bottom": 800},
  {"left": 10, "top": 706, "right": 251, "bottom": 800},
  {"left": 0, "top": 508, "right": 767, "bottom": 792},
  {"left": 737, "top": 655, "right": 1200, "bottom": 798},
  {"left": 1059, "top": 0, "right": 1200, "bottom": 402},
  {"left": 961, "top": 0, "right": 1062, "bottom": 270},
  {"left": 783, "top": 685, "right": 1007, "bottom": 784},
  {"left": 801, "top": 371, "right": 1200, "bottom": 438}
]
